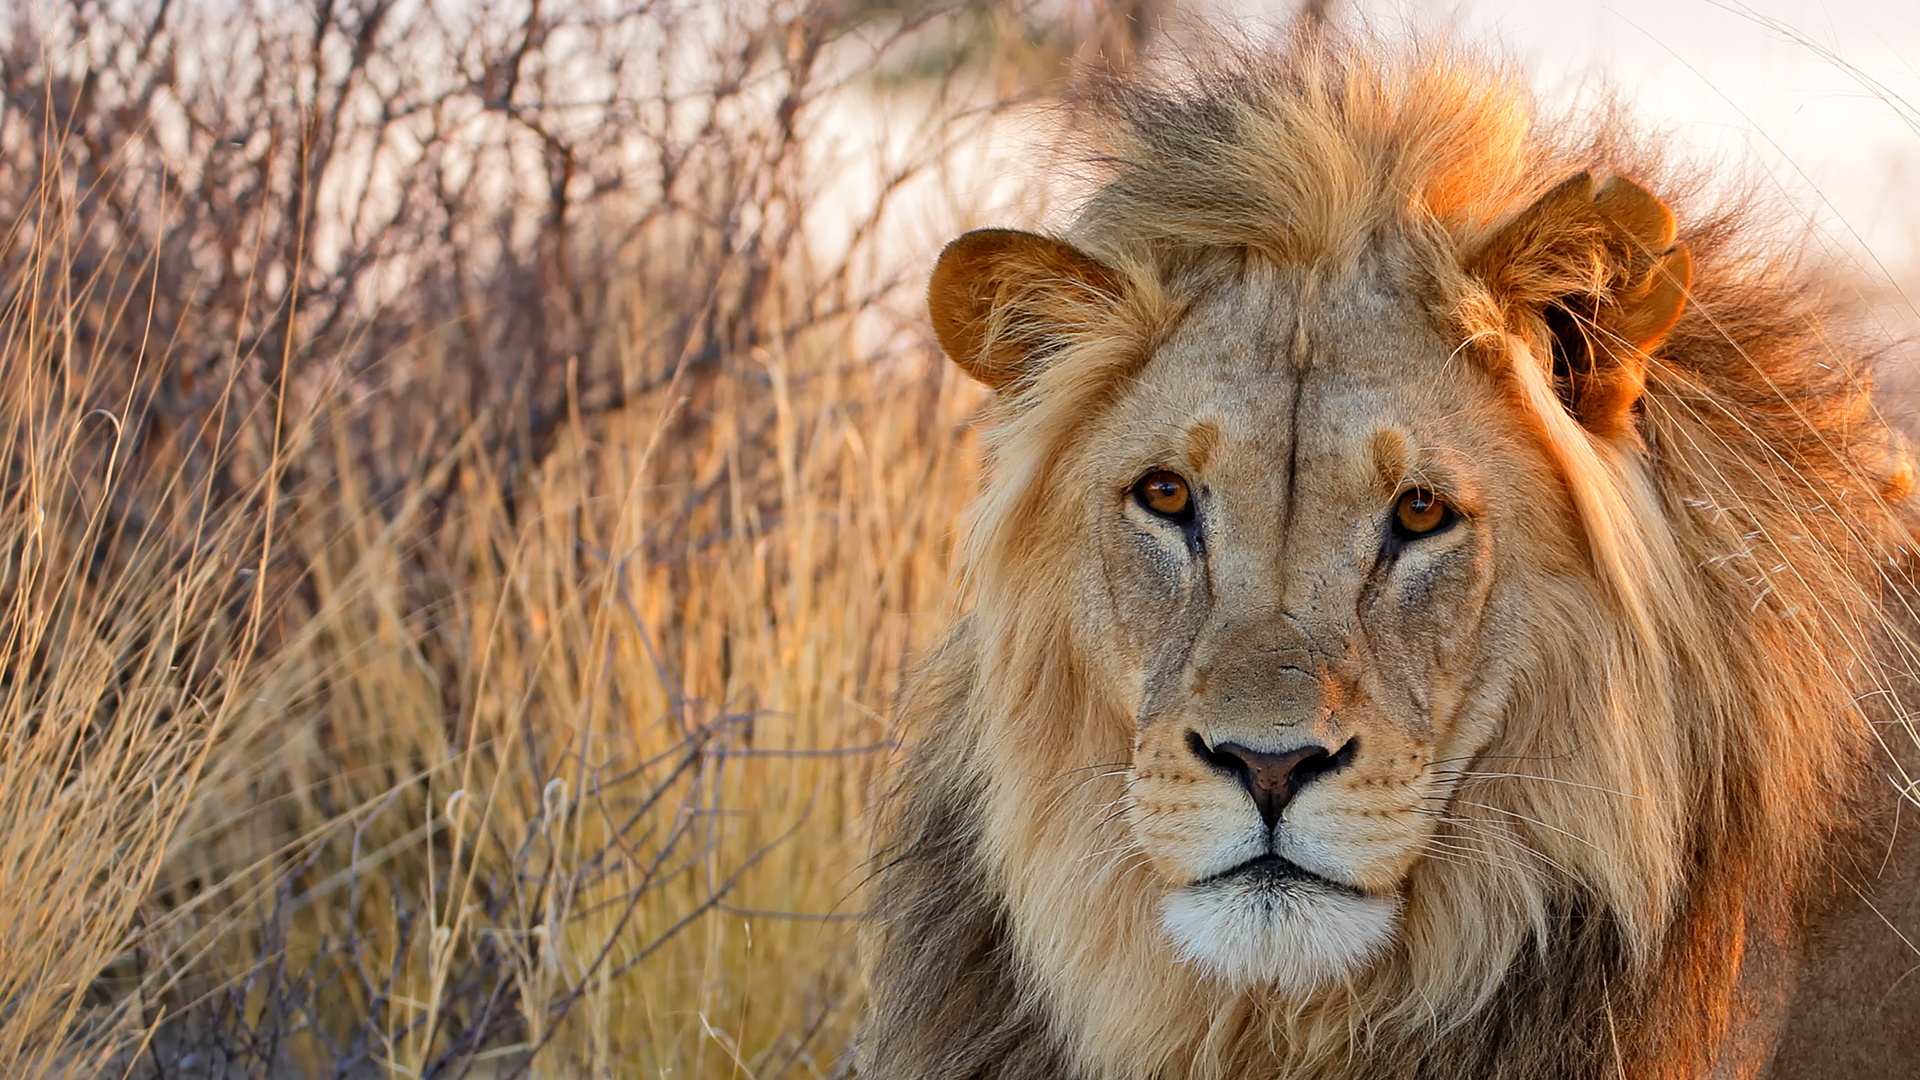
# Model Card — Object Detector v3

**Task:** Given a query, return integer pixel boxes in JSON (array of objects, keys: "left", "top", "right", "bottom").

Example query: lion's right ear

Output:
[{"left": 928, "top": 229, "right": 1125, "bottom": 392}]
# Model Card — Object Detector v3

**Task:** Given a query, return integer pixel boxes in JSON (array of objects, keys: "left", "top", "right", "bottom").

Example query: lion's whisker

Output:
[{"left": 1427, "top": 771, "right": 1649, "bottom": 801}]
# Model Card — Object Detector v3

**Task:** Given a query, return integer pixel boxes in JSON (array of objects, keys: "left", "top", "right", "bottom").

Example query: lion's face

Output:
[
  {"left": 927, "top": 175, "right": 1694, "bottom": 1004},
  {"left": 1064, "top": 263, "right": 1544, "bottom": 989}
]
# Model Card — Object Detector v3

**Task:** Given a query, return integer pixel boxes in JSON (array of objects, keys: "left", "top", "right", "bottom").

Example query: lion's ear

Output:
[
  {"left": 929, "top": 228, "right": 1124, "bottom": 392},
  {"left": 1470, "top": 172, "right": 1693, "bottom": 440}
]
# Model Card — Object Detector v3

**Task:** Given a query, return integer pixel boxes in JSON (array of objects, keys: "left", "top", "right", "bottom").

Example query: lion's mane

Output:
[{"left": 864, "top": 36, "right": 1917, "bottom": 1080}]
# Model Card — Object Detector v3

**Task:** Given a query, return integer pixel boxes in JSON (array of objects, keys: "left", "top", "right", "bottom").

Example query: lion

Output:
[{"left": 861, "top": 36, "right": 1920, "bottom": 1080}]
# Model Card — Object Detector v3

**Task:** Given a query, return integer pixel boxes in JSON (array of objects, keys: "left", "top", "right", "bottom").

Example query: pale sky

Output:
[{"left": 1234, "top": 0, "right": 1920, "bottom": 279}]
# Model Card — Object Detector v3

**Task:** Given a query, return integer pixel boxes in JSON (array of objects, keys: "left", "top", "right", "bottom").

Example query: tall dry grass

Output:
[
  {"left": 0, "top": 0, "right": 1157, "bottom": 1075},
  {"left": 0, "top": 127, "right": 278, "bottom": 1079}
]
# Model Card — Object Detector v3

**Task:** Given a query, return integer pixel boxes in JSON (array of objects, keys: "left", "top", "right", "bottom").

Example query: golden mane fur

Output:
[{"left": 864, "top": 36, "right": 1920, "bottom": 1080}]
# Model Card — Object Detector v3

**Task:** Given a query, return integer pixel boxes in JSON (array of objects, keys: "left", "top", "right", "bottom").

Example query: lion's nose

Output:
[{"left": 1188, "top": 733, "right": 1358, "bottom": 829}]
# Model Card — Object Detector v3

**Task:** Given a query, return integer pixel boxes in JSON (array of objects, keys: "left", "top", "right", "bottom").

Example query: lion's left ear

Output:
[
  {"left": 928, "top": 228, "right": 1125, "bottom": 392},
  {"left": 1469, "top": 172, "right": 1693, "bottom": 440}
]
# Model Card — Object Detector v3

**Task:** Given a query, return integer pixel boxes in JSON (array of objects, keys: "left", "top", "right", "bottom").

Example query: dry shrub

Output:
[{"left": 0, "top": 0, "right": 1158, "bottom": 1075}]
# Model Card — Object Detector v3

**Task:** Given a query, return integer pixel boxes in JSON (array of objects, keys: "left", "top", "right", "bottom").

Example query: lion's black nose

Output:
[{"left": 1188, "top": 733, "right": 1358, "bottom": 829}]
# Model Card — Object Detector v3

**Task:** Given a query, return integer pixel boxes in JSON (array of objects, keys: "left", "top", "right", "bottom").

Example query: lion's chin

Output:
[{"left": 1159, "top": 859, "right": 1401, "bottom": 992}]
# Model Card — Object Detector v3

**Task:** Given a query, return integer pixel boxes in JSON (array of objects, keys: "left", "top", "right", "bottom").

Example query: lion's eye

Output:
[
  {"left": 1392, "top": 487, "right": 1453, "bottom": 537},
  {"left": 1134, "top": 471, "right": 1192, "bottom": 519}
]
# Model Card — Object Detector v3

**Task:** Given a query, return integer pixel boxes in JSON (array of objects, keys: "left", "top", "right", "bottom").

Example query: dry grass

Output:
[{"left": 0, "top": 0, "right": 1155, "bottom": 1075}]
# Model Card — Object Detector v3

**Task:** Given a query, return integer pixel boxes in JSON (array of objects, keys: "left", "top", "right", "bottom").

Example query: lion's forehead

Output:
[{"left": 1115, "top": 270, "right": 1498, "bottom": 470}]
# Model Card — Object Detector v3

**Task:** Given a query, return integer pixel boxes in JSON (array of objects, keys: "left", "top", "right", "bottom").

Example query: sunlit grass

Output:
[{"left": 0, "top": 0, "right": 1040, "bottom": 1075}]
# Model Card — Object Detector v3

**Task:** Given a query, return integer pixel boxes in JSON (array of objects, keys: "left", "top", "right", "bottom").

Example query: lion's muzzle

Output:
[{"left": 1186, "top": 731, "right": 1359, "bottom": 830}]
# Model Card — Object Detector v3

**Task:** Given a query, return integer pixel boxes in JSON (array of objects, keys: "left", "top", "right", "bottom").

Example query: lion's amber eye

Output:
[
  {"left": 1135, "top": 471, "right": 1192, "bottom": 519},
  {"left": 1393, "top": 487, "right": 1452, "bottom": 537}
]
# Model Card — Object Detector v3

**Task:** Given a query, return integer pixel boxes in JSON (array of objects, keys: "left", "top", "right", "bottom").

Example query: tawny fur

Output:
[{"left": 865, "top": 36, "right": 1920, "bottom": 1080}]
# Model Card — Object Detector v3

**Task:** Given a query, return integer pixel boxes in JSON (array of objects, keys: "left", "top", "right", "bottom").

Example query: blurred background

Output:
[
  {"left": 1366, "top": 0, "right": 1920, "bottom": 275},
  {"left": 0, "top": 1, "right": 1912, "bottom": 1077}
]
